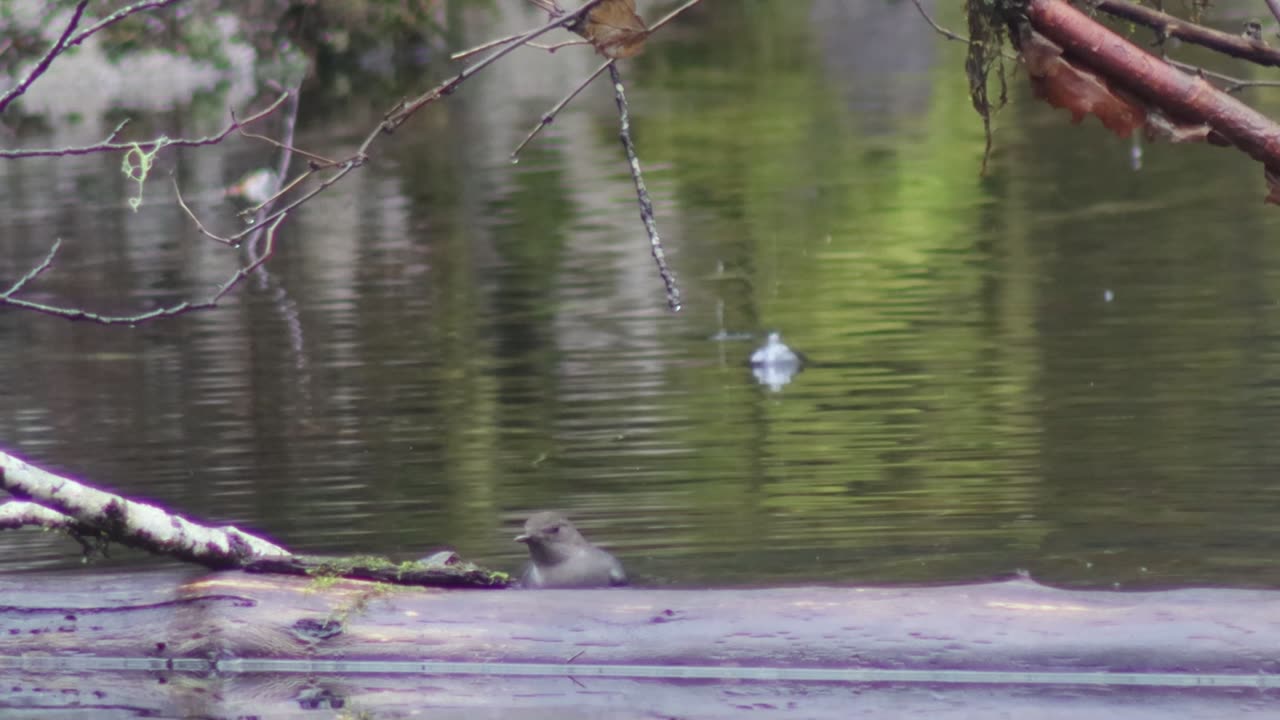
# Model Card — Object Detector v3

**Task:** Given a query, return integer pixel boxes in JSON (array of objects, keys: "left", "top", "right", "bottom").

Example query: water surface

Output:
[{"left": 3, "top": 2, "right": 1280, "bottom": 590}]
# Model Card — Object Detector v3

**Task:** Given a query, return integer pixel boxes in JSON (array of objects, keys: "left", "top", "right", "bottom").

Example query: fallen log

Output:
[{"left": 1, "top": 570, "right": 1278, "bottom": 718}]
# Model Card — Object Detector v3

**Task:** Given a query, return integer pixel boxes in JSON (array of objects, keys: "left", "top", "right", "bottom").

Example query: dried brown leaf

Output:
[
  {"left": 1022, "top": 29, "right": 1145, "bottom": 138},
  {"left": 581, "top": 0, "right": 649, "bottom": 59}
]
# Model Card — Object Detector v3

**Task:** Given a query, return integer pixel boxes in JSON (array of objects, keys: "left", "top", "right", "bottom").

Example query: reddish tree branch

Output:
[
  {"left": 1025, "top": 0, "right": 1280, "bottom": 192},
  {"left": 1092, "top": 0, "right": 1280, "bottom": 67}
]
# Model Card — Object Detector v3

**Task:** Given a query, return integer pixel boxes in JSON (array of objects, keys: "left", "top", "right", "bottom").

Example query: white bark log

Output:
[
  {"left": 0, "top": 450, "right": 289, "bottom": 565},
  {"left": 0, "top": 499, "right": 76, "bottom": 530}
]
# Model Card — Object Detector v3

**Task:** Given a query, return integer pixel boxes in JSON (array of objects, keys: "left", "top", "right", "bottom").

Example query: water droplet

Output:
[{"left": 509, "top": 155, "right": 520, "bottom": 165}]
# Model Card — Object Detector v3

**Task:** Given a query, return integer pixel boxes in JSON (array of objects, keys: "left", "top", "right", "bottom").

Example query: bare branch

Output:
[
  {"left": 244, "top": 88, "right": 305, "bottom": 264},
  {"left": 512, "top": 58, "right": 612, "bottom": 159},
  {"left": 0, "top": 217, "right": 285, "bottom": 324},
  {"left": 2, "top": 0, "right": 698, "bottom": 322},
  {"left": 1092, "top": 0, "right": 1280, "bottom": 67},
  {"left": 451, "top": 34, "right": 588, "bottom": 62},
  {"left": 609, "top": 63, "right": 681, "bottom": 312},
  {"left": 1165, "top": 57, "right": 1280, "bottom": 93},
  {"left": 0, "top": 0, "right": 91, "bottom": 114},
  {"left": 647, "top": 0, "right": 707, "bottom": 34},
  {"left": 2, "top": 238, "right": 61, "bottom": 298},
  {"left": 66, "top": 0, "right": 185, "bottom": 49},
  {"left": 383, "top": 0, "right": 609, "bottom": 131},
  {"left": 451, "top": 32, "right": 529, "bottom": 62},
  {"left": 233, "top": 108, "right": 336, "bottom": 168},
  {"left": 0, "top": 92, "right": 290, "bottom": 159},
  {"left": 912, "top": 0, "right": 971, "bottom": 44},
  {"left": 174, "top": 181, "right": 239, "bottom": 246}
]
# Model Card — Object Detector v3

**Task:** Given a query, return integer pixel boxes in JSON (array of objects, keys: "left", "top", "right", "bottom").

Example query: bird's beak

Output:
[{"left": 514, "top": 533, "right": 530, "bottom": 543}]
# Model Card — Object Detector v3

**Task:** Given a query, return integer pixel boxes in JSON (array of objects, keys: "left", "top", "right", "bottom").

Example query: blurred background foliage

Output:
[{"left": 0, "top": 0, "right": 494, "bottom": 88}]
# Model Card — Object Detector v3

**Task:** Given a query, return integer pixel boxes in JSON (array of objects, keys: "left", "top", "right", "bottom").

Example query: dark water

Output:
[{"left": 3, "top": 1, "right": 1280, "bottom": 589}]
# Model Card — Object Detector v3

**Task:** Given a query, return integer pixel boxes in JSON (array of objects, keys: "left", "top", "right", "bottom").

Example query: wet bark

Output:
[{"left": 2, "top": 570, "right": 1276, "bottom": 717}]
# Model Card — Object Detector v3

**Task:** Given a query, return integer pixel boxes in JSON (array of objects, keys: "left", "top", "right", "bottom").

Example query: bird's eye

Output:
[{"left": 547, "top": 525, "right": 560, "bottom": 534}]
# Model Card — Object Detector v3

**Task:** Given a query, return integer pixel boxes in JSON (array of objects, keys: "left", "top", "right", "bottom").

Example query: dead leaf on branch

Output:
[
  {"left": 578, "top": 0, "right": 650, "bottom": 59},
  {"left": 1021, "top": 27, "right": 1145, "bottom": 137},
  {"left": 1021, "top": 28, "right": 1226, "bottom": 151},
  {"left": 531, "top": 0, "right": 651, "bottom": 58}
]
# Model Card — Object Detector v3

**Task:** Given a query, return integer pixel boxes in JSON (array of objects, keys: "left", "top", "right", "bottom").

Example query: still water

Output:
[{"left": 3, "top": 1, "right": 1280, "bottom": 589}]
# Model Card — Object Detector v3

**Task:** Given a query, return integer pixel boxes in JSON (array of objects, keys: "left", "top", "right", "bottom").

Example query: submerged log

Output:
[{"left": 3, "top": 570, "right": 1278, "bottom": 717}]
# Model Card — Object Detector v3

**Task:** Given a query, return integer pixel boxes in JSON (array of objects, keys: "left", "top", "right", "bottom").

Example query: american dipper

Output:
[{"left": 515, "top": 511, "right": 627, "bottom": 588}]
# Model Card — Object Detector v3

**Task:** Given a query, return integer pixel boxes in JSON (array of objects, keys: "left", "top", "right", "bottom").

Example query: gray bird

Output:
[{"left": 515, "top": 511, "right": 628, "bottom": 588}]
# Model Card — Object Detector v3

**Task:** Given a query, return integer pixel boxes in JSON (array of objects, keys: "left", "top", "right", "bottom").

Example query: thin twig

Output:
[
  {"left": 65, "top": 0, "right": 183, "bottom": 49},
  {"left": 235, "top": 124, "right": 336, "bottom": 167},
  {"left": 2, "top": 239, "right": 62, "bottom": 298},
  {"left": 384, "top": 0, "right": 608, "bottom": 130},
  {"left": 1092, "top": 0, "right": 1280, "bottom": 67},
  {"left": 1165, "top": 57, "right": 1280, "bottom": 93},
  {"left": 232, "top": 1, "right": 615, "bottom": 244},
  {"left": 246, "top": 89, "right": 304, "bottom": 265},
  {"left": 452, "top": 35, "right": 587, "bottom": 63},
  {"left": 0, "top": 0, "right": 90, "bottom": 114},
  {"left": 451, "top": 32, "right": 525, "bottom": 62},
  {"left": 512, "top": 58, "right": 612, "bottom": 159},
  {"left": 609, "top": 63, "right": 681, "bottom": 312},
  {"left": 912, "top": 0, "right": 970, "bottom": 44},
  {"left": 0, "top": 92, "right": 289, "bottom": 159},
  {"left": 0, "top": 217, "right": 286, "bottom": 324},
  {"left": 646, "top": 0, "right": 707, "bottom": 34},
  {"left": 242, "top": 169, "right": 313, "bottom": 219},
  {"left": 173, "top": 181, "right": 240, "bottom": 246}
]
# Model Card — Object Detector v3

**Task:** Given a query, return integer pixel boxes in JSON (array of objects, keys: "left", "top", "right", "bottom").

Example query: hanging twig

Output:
[
  {"left": 609, "top": 63, "right": 681, "bottom": 312},
  {"left": 912, "top": 0, "right": 970, "bottom": 44}
]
